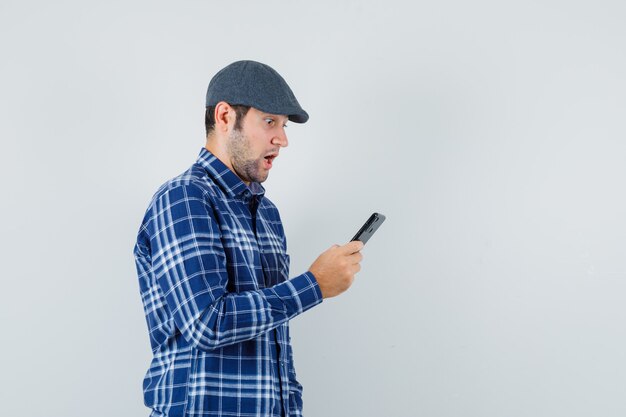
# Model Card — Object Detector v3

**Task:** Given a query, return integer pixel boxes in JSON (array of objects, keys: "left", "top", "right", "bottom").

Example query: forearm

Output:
[{"left": 181, "top": 272, "right": 322, "bottom": 351}]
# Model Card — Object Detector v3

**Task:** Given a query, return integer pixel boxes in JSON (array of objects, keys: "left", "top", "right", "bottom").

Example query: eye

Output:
[{"left": 264, "top": 118, "right": 275, "bottom": 126}]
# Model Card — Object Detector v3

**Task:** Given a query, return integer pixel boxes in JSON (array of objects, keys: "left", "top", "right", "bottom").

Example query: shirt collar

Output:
[{"left": 195, "top": 148, "right": 266, "bottom": 201}]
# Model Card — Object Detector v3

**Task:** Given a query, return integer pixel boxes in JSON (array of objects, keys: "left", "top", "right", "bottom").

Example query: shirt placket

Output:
[
  {"left": 276, "top": 325, "right": 291, "bottom": 416},
  {"left": 249, "top": 193, "right": 289, "bottom": 416}
]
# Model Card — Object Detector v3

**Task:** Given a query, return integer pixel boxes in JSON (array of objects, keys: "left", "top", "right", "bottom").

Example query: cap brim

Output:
[{"left": 288, "top": 110, "right": 309, "bottom": 124}]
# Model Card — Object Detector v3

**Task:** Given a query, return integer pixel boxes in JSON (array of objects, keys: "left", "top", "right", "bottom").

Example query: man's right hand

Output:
[{"left": 308, "top": 241, "right": 364, "bottom": 299}]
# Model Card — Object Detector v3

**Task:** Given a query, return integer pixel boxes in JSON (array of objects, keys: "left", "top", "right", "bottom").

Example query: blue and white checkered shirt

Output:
[{"left": 134, "top": 148, "right": 323, "bottom": 417}]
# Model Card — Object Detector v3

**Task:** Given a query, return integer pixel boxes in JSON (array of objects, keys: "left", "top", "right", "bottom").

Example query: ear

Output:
[{"left": 214, "top": 101, "right": 236, "bottom": 133}]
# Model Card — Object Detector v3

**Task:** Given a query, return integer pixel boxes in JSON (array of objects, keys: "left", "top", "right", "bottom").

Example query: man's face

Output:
[{"left": 227, "top": 107, "right": 289, "bottom": 184}]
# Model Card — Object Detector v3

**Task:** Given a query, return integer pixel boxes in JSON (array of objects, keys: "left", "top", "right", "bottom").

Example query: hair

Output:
[{"left": 205, "top": 104, "right": 251, "bottom": 137}]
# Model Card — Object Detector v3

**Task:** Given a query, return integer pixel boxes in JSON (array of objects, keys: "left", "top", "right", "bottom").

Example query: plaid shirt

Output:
[{"left": 134, "top": 148, "right": 323, "bottom": 417}]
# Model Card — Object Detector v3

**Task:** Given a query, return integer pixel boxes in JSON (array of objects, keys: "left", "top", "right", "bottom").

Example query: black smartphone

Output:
[{"left": 351, "top": 212, "right": 386, "bottom": 245}]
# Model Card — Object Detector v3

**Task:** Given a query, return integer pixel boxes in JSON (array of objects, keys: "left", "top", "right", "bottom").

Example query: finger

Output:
[
  {"left": 343, "top": 240, "right": 364, "bottom": 254},
  {"left": 347, "top": 252, "right": 363, "bottom": 263}
]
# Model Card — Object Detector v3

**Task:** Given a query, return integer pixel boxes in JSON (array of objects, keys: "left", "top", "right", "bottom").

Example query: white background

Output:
[{"left": 1, "top": 1, "right": 626, "bottom": 416}]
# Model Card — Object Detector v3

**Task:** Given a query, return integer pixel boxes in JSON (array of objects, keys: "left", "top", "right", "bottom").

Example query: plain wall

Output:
[{"left": 1, "top": 1, "right": 626, "bottom": 416}]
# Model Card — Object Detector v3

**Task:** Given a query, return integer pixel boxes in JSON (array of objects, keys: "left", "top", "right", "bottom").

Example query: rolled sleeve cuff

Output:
[
  {"left": 290, "top": 271, "right": 324, "bottom": 312},
  {"left": 271, "top": 271, "right": 323, "bottom": 318}
]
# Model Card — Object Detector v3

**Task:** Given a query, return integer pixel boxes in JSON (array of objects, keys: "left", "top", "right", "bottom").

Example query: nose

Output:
[{"left": 272, "top": 128, "right": 289, "bottom": 148}]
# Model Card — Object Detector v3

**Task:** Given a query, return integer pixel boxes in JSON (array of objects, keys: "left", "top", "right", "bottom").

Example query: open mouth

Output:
[{"left": 263, "top": 154, "right": 277, "bottom": 168}]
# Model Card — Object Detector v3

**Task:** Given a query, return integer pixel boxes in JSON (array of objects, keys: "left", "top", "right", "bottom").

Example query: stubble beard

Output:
[{"left": 227, "top": 128, "right": 268, "bottom": 184}]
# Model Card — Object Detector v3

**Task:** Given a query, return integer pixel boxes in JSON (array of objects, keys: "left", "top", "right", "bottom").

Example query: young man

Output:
[{"left": 134, "top": 60, "right": 363, "bottom": 417}]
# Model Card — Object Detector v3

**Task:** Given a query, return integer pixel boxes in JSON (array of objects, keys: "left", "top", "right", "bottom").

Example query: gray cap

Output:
[{"left": 205, "top": 60, "right": 309, "bottom": 123}]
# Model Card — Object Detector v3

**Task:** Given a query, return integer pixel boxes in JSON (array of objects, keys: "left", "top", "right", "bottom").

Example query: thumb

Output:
[{"left": 343, "top": 240, "right": 364, "bottom": 254}]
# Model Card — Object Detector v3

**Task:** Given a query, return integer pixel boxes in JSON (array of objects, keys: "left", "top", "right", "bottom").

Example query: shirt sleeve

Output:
[{"left": 149, "top": 183, "right": 323, "bottom": 351}]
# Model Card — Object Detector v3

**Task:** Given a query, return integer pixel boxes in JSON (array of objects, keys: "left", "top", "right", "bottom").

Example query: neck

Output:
[
  {"left": 205, "top": 136, "right": 231, "bottom": 170},
  {"left": 205, "top": 138, "right": 250, "bottom": 186}
]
